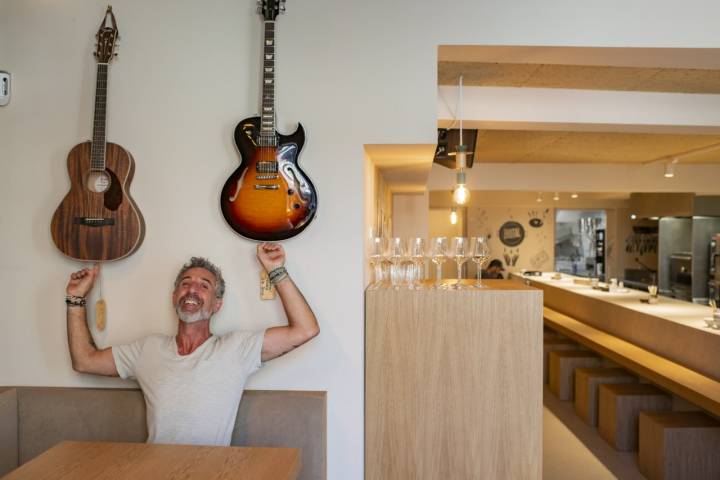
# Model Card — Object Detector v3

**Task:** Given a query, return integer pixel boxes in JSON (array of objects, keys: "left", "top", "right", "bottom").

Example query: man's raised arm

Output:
[
  {"left": 66, "top": 265, "right": 118, "bottom": 376},
  {"left": 256, "top": 243, "right": 320, "bottom": 361}
]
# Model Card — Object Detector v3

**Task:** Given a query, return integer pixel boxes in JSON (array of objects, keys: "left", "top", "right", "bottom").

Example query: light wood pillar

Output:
[{"left": 365, "top": 280, "right": 543, "bottom": 480}]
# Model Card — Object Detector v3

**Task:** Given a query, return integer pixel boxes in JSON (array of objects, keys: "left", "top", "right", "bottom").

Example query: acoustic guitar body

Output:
[
  {"left": 51, "top": 141, "right": 145, "bottom": 261},
  {"left": 220, "top": 116, "right": 318, "bottom": 241}
]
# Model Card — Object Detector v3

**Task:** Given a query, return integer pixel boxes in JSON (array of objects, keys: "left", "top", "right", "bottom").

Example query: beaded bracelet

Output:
[{"left": 65, "top": 295, "right": 87, "bottom": 307}]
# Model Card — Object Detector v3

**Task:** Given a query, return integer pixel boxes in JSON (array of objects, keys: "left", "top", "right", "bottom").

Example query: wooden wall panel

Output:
[{"left": 365, "top": 281, "right": 543, "bottom": 479}]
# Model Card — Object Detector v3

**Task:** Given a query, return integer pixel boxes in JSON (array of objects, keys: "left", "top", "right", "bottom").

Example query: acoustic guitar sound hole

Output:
[{"left": 86, "top": 171, "right": 111, "bottom": 193}]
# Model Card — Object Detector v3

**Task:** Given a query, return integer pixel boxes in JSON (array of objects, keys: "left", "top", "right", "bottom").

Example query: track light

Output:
[{"left": 664, "top": 158, "right": 678, "bottom": 178}]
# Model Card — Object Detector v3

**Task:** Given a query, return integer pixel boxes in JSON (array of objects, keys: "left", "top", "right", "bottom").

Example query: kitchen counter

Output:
[{"left": 513, "top": 273, "right": 720, "bottom": 381}]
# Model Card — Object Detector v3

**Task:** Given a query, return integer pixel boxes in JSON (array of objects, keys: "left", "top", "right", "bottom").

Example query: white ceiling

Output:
[{"left": 369, "top": 46, "right": 720, "bottom": 193}]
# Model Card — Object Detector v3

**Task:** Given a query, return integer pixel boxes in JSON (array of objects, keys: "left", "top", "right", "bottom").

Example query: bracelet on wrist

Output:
[
  {"left": 268, "top": 266, "right": 289, "bottom": 285},
  {"left": 65, "top": 295, "right": 87, "bottom": 307}
]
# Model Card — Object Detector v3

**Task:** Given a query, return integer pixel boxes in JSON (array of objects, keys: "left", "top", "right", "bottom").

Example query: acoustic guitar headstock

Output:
[
  {"left": 94, "top": 5, "right": 119, "bottom": 63},
  {"left": 257, "top": 0, "right": 286, "bottom": 21}
]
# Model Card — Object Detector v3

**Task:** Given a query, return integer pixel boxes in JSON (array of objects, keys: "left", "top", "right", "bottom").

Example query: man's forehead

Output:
[{"left": 180, "top": 267, "right": 217, "bottom": 285}]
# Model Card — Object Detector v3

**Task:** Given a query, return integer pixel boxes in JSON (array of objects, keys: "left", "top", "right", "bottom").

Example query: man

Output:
[
  {"left": 65, "top": 242, "right": 319, "bottom": 446},
  {"left": 482, "top": 259, "right": 505, "bottom": 279}
]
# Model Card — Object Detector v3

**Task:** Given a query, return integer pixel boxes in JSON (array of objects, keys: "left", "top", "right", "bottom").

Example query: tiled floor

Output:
[{"left": 543, "top": 386, "right": 645, "bottom": 479}]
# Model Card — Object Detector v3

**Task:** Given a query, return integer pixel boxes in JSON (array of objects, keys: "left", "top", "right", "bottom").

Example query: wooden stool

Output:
[
  {"left": 543, "top": 338, "right": 577, "bottom": 384},
  {"left": 598, "top": 383, "right": 671, "bottom": 451},
  {"left": 548, "top": 350, "right": 602, "bottom": 401},
  {"left": 574, "top": 367, "right": 635, "bottom": 426},
  {"left": 638, "top": 411, "right": 720, "bottom": 480},
  {"left": 543, "top": 326, "right": 564, "bottom": 340}
]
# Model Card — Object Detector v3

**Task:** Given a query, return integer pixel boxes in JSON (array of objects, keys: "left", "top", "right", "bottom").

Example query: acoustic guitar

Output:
[
  {"left": 220, "top": 0, "right": 317, "bottom": 241},
  {"left": 51, "top": 6, "right": 145, "bottom": 261}
]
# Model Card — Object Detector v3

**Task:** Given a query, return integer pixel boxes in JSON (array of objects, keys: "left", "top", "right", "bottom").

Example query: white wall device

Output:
[{"left": 0, "top": 72, "right": 10, "bottom": 106}]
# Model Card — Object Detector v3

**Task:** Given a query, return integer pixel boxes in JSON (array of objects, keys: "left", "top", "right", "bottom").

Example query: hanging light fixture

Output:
[
  {"left": 450, "top": 207, "right": 458, "bottom": 225},
  {"left": 536, "top": 192, "right": 543, "bottom": 203},
  {"left": 571, "top": 192, "right": 578, "bottom": 199},
  {"left": 451, "top": 74, "right": 472, "bottom": 205},
  {"left": 664, "top": 158, "right": 678, "bottom": 178},
  {"left": 553, "top": 192, "right": 560, "bottom": 201}
]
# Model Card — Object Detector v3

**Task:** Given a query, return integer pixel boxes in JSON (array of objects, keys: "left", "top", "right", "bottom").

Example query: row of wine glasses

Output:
[{"left": 369, "top": 236, "right": 490, "bottom": 290}]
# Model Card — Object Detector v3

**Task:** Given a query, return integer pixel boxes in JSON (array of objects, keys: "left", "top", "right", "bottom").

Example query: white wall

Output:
[
  {"left": 392, "top": 193, "right": 429, "bottom": 238},
  {"left": 4, "top": 1, "right": 720, "bottom": 477}
]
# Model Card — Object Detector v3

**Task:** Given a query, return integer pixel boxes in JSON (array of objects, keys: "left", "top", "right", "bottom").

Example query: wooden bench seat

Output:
[{"left": 543, "top": 306, "right": 720, "bottom": 417}]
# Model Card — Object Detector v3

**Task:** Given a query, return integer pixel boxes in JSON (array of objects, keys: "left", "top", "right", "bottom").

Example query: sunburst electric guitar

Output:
[
  {"left": 220, "top": 0, "right": 317, "bottom": 241},
  {"left": 51, "top": 6, "right": 145, "bottom": 261}
]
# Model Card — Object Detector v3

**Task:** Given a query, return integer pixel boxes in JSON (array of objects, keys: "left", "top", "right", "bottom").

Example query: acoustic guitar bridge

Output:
[{"left": 74, "top": 217, "right": 115, "bottom": 227}]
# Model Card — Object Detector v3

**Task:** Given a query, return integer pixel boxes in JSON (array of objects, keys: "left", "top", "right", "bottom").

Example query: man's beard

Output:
[{"left": 175, "top": 294, "right": 213, "bottom": 324}]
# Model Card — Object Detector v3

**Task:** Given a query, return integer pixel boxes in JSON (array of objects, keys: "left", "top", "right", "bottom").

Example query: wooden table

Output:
[{"left": 2, "top": 441, "right": 301, "bottom": 480}]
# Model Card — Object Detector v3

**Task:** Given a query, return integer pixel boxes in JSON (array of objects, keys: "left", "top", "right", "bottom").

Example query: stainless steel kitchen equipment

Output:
[{"left": 669, "top": 252, "right": 693, "bottom": 301}]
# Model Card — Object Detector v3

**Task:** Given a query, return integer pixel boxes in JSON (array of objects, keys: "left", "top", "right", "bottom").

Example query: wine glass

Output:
[
  {"left": 389, "top": 237, "right": 407, "bottom": 289},
  {"left": 429, "top": 237, "right": 448, "bottom": 289},
  {"left": 470, "top": 236, "right": 490, "bottom": 288},
  {"left": 368, "top": 237, "right": 386, "bottom": 289},
  {"left": 451, "top": 237, "right": 470, "bottom": 289},
  {"left": 409, "top": 237, "right": 426, "bottom": 289}
]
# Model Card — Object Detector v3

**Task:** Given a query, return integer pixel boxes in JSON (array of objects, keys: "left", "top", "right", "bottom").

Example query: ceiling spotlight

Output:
[
  {"left": 536, "top": 192, "right": 543, "bottom": 203},
  {"left": 553, "top": 192, "right": 560, "bottom": 201},
  {"left": 450, "top": 207, "right": 458, "bottom": 225},
  {"left": 664, "top": 158, "right": 678, "bottom": 178},
  {"left": 630, "top": 214, "right": 637, "bottom": 220},
  {"left": 571, "top": 192, "right": 578, "bottom": 199}
]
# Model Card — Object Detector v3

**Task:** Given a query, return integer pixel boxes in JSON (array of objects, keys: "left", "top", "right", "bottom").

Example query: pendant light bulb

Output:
[
  {"left": 571, "top": 192, "right": 578, "bottom": 199},
  {"left": 452, "top": 170, "right": 470, "bottom": 205},
  {"left": 553, "top": 192, "right": 560, "bottom": 201},
  {"left": 450, "top": 208, "right": 458, "bottom": 225}
]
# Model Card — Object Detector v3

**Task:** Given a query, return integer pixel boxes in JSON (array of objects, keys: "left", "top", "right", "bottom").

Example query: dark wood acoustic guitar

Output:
[
  {"left": 51, "top": 6, "right": 145, "bottom": 261},
  {"left": 220, "top": 0, "right": 317, "bottom": 241}
]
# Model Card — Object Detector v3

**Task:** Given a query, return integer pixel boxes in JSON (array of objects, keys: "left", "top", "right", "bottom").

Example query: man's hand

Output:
[
  {"left": 66, "top": 264, "right": 100, "bottom": 297},
  {"left": 256, "top": 242, "right": 285, "bottom": 272}
]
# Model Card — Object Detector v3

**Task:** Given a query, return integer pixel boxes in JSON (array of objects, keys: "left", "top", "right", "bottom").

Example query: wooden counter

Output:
[
  {"left": 365, "top": 280, "right": 543, "bottom": 480},
  {"left": 516, "top": 273, "right": 720, "bottom": 381}
]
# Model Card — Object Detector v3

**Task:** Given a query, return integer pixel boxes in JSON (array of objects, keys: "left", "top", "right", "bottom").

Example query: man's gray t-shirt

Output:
[{"left": 112, "top": 330, "right": 265, "bottom": 446}]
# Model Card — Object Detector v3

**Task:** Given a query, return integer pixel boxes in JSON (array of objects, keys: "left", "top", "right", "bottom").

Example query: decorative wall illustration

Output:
[{"left": 467, "top": 206, "right": 554, "bottom": 273}]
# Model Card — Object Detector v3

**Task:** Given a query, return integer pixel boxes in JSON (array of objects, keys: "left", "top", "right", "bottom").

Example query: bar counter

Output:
[{"left": 514, "top": 273, "right": 720, "bottom": 381}]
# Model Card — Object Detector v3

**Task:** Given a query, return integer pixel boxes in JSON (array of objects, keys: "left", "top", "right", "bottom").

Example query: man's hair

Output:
[
  {"left": 488, "top": 259, "right": 504, "bottom": 269},
  {"left": 174, "top": 257, "right": 226, "bottom": 299}
]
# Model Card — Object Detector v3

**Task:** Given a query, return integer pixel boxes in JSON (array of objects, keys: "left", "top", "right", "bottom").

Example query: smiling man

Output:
[{"left": 64, "top": 243, "right": 319, "bottom": 446}]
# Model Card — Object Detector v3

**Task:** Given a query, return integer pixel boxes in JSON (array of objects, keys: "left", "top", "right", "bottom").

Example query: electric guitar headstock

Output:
[
  {"left": 257, "top": 0, "right": 286, "bottom": 21},
  {"left": 94, "top": 5, "right": 119, "bottom": 63}
]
